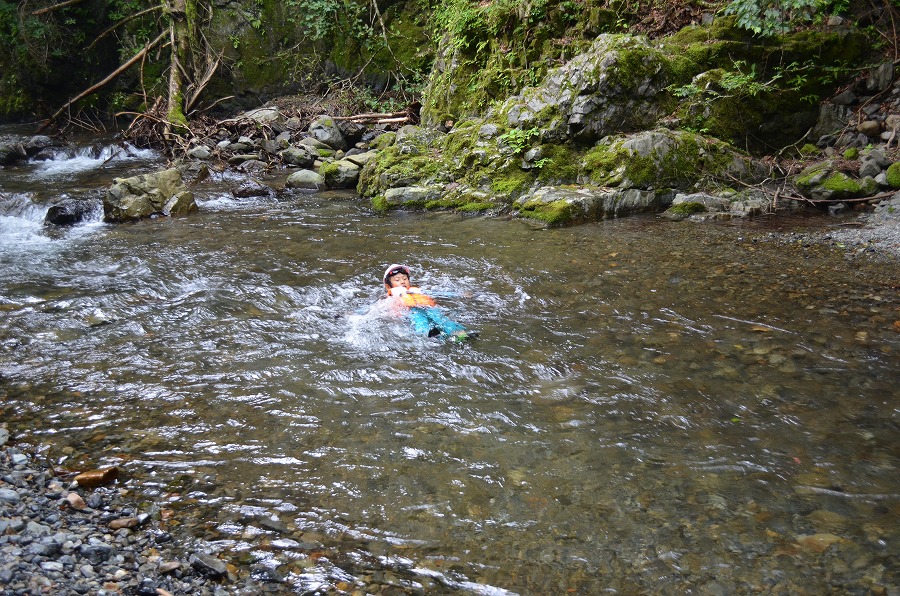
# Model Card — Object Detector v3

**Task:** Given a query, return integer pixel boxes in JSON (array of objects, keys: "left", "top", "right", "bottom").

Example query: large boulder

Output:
[
  {"left": 103, "top": 168, "right": 196, "bottom": 222},
  {"left": 514, "top": 186, "right": 667, "bottom": 226},
  {"left": 308, "top": 116, "right": 347, "bottom": 151},
  {"left": 580, "top": 128, "right": 763, "bottom": 190},
  {"left": 794, "top": 161, "right": 868, "bottom": 202},
  {"left": 495, "top": 34, "right": 674, "bottom": 143}
]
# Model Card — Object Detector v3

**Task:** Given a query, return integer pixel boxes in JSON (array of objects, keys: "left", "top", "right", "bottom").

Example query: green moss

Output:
[
  {"left": 517, "top": 199, "right": 575, "bottom": 227},
  {"left": 489, "top": 169, "right": 535, "bottom": 196},
  {"left": 819, "top": 172, "right": 861, "bottom": 194},
  {"left": 536, "top": 144, "right": 582, "bottom": 183},
  {"left": 317, "top": 149, "right": 335, "bottom": 158},
  {"left": 885, "top": 162, "right": 900, "bottom": 189},
  {"left": 372, "top": 132, "right": 397, "bottom": 150},
  {"left": 796, "top": 162, "right": 831, "bottom": 187},
  {"left": 371, "top": 194, "right": 389, "bottom": 212},
  {"left": 357, "top": 140, "right": 446, "bottom": 197},
  {"left": 843, "top": 147, "right": 859, "bottom": 160},
  {"left": 582, "top": 131, "right": 741, "bottom": 191},
  {"left": 670, "top": 201, "right": 707, "bottom": 216},
  {"left": 320, "top": 162, "right": 339, "bottom": 177},
  {"left": 800, "top": 144, "right": 819, "bottom": 156}
]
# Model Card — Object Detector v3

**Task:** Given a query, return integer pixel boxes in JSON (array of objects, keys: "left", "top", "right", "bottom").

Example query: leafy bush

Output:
[{"left": 723, "top": 0, "right": 827, "bottom": 36}]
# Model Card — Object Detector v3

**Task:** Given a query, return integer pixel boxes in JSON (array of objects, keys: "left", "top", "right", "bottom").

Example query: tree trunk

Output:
[{"left": 165, "top": 0, "right": 192, "bottom": 138}]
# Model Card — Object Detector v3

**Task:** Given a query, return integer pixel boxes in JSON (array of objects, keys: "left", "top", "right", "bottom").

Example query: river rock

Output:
[
  {"left": 794, "top": 161, "right": 868, "bottom": 202},
  {"left": 322, "top": 159, "right": 360, "bottom": 189},
  {"left": 280, "top": 145, "right": 316, "bottom": 167},
  {"left": 866, "top": 62, "right": 894, "bottom": 93},
  {"left": 515, "top": 185, "right": 666, "bottom": 226},
  {"left": 344, "top": 150, "right": 378, "bottom": 167},
  {"left": 242, "top": 107, "right": 284, "bottom": 129},
  {"left": 0, "top": 136, "right": 27, "bottom": 165},
  {"left": 336, "top": 120, "right": 366, "bottom": 146},
  {"left": 383, "top": 185, "right": 441, "bottom": 206},
  {"left": 308, "top": 115, "right": 347, "bottom": 150},
  {"left": 285, "top": 169, "right": 326, "bottom": 191},
  {"left": 233, "top": 179, "right": 272, "bottom": 198},
  {"left": 857, "top": 120, "right": 882, "bottom": 138},
  {"left": 187, "top": 145, "right": 211, "bottom": 160},
  {"left": 74, "top": 467, "right": 119, "bottom": 488},
  {"left": 44, "top": 198, "right": 102, "bottom": 226},
  {"left": 190, "top": 552, "right": 227, "bottom": 578},
  {"left": 103, "top": 168, "right": 197, "bottom": 222}
]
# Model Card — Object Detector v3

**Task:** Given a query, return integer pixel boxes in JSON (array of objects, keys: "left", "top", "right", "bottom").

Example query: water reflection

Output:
[{"left": 0, "top": 149, "right": 898, "bottom": 593}]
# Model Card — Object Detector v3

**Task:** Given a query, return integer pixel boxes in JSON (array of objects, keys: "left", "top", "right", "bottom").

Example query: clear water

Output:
[{"left": 0, "top": 136, "right": 898, "bottom": 594}]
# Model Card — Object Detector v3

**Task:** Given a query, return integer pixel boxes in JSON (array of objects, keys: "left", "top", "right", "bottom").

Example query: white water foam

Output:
[{"left": 30, "top": 142, "right": 159, "bottom": 179}]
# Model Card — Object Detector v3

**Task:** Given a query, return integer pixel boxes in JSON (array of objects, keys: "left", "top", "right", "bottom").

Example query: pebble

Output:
[{"left": 0, "top": 437, "right": 262, "bottom": 595}]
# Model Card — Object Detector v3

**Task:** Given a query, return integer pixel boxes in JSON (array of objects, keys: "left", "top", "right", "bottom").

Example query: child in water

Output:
[{"left": 382, "top": 264, "right": 476, "bottom": 342}]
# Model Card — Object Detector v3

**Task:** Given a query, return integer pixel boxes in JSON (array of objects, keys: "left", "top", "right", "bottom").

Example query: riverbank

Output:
[{"left": 0, "top": 425, "right": 249, "bottom": 595}]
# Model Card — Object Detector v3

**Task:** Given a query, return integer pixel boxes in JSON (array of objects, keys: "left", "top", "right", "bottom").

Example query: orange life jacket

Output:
[{"left": 387, "top": 286, "right": 436, "bottom": 308}]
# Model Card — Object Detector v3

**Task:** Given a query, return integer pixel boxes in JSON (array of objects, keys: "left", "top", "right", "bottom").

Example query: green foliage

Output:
[
  {"left": 282, "top": 0, "right": 378, "bottom": 50},
  {"left": 723, "top": 0, "right": 827, "bottom": 36},
  {"left": 497, "top": 127, "right": 540, "bottom": 155}
]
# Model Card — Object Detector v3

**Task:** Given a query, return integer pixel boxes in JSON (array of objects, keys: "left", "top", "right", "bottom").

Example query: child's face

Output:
[{"left": 388, "top": 272, "right": 411, "bottom": 289}]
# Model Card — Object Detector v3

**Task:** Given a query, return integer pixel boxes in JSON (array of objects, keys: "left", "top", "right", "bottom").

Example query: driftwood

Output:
[
  {"left": 780, "top": 191, "right": 897, "bottom": 204},
  {"left": 39, "top": 30, "right": 168, "bottom": 132},
  {"left": 333, "top": 103, "right": 420, "bottom": 126}
]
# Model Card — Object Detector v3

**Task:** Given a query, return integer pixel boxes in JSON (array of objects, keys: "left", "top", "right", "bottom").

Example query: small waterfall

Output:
[
  {"left": 30, "top": 141, "right": 159, "bottom": 179},
  {"left": 0, "top": 191, "right": 53, "bottom": 248},
  {"left": 0, "top": 191, "right": 104, "bottom": 250}
]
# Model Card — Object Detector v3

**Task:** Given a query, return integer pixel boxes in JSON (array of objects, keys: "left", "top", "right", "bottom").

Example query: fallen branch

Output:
[
  {"left": 779, "top": 192, "right": 895, "bottom": 204},
  {"left": 333, "top": 110, "right": 409, "bottom": 121},
  {"left": 31, "top": 0, "right": 84, "bottom": 15},
  {"left": 39, "top": 30, "right": 167, "bottom": 132}
]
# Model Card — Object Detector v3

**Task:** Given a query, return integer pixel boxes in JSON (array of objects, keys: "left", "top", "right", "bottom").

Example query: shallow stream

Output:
[{"left": 1, "top": 133, "right": 898, "bottom": 593}]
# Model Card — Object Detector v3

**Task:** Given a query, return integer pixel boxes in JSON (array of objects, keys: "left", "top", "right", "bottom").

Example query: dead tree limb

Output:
[
  {"left": 87, "top": 5, "right": 163, "bottom": 50},
  {"left": 40, "top": 30, "right": 167, "bottom": 132},
  {"left": 31, "top": 0, "right": 85, "bottom": 15}
]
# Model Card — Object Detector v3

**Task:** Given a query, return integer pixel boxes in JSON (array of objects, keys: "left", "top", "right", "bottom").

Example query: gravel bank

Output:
[
  {"left": 0, "top": 426, "right": 253, "bottom": 596},
  {"left": 822, "top": 193, "right": 900, "bottom": 259}
]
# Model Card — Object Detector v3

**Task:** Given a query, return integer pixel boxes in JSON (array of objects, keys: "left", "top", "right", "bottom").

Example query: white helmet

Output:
[{"left": 382, "top": 264, "right": 411, "bottom": 285}]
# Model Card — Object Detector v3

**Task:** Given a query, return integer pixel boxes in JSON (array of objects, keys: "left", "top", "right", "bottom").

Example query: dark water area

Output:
[{"left": 1, "top": 132, "right": 898, "bottom": 594}]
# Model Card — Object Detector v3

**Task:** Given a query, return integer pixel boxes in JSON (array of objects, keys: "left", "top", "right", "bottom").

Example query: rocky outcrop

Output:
[
  {"left": 495, "top": 35, "right": 674, "bottom": 144},
  {"left": 103, "top": 169, "right": 196, "bottom": 222},
  {"left": 357, "top": 121, "right": 769, "bottom": 226}
]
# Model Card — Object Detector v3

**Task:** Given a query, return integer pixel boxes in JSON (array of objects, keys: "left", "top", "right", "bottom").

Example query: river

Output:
[{"left": 1, "top": 133, "right": 898, "bottom": 594}]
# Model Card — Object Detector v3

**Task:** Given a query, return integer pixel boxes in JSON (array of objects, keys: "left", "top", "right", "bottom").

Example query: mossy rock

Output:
[
  {"left": 885, "top": 162, "right": 900, "bottom": 189},
  {"left": 795, "top": 163, "right": 863, "bottom": 201},
  {"left": 581, "top": 129, "right": 755, "bottom": 191},
  {"left": 517, "top": 198, "right": 577, "bottom": 227},
  {"left": 670, "top": 201, "right": 707, "bottom": 216}
]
